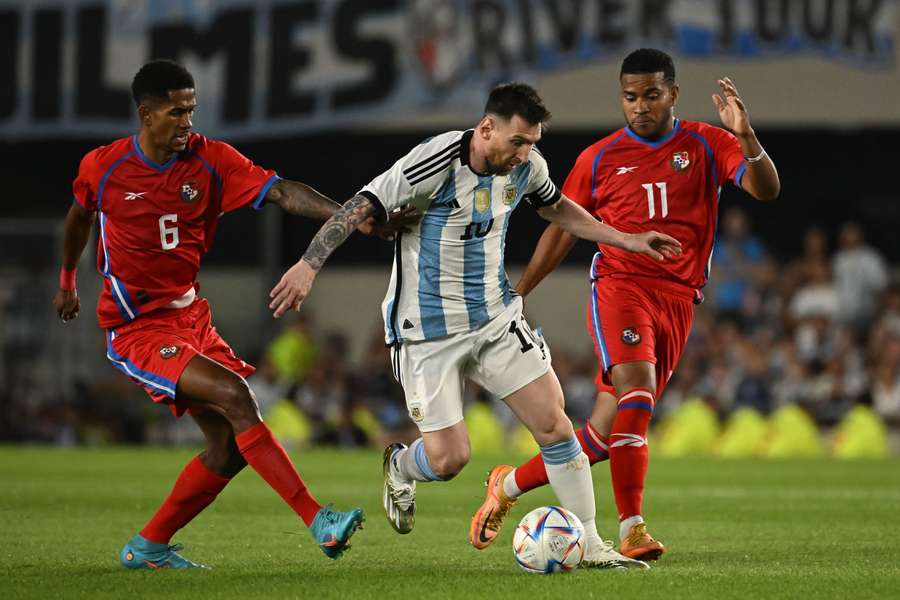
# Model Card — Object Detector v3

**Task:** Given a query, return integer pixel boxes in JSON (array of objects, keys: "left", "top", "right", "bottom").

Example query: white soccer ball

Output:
[{"left": 512, "top": 506, "right": 585, "bottom": 574}]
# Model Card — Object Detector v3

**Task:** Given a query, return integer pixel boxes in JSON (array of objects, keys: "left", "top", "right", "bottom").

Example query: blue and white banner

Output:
[{"left": 0, "top": 0, "right": 896, "bottom": 138}]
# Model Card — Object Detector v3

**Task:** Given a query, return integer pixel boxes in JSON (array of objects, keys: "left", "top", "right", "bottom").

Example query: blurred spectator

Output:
[
  {"left": 789, "top": 259, "right": 837, "bottom": 364},
  {"left": 869, "top": 325, "right": 900, "bottom": 425},
  {"left": 710, "top": 207, "right": 767, "bottom": 327},
  {"left": 266, "top": 313, "right": 319, "bottom": 385},
  {"left": 832, "top": 222, "right": 888, "bottom": 332}
]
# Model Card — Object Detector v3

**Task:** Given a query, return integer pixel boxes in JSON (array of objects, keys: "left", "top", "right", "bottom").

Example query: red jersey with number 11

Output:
[
  {"left": 562, "top": 119, "right": 746, "bottom": 301},
  {"left": 72, "top": 133, "right": 278, "bottom": 329}
]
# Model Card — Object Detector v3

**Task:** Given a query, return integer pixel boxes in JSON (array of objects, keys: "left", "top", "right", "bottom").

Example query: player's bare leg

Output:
[
  {"left": 384, "top": 421, "right": 470, "bottom": 533},
  {"left": 502, "top": 370, "right": 646, "bottom": 569},
  {"left": 469, "top": 389, "right": 615, "bottom": 550},
  {"left": 177, "top": 355, "right": 364, "bottom": 559},
  {"left": 609, "top": 360, "right": 666, "bottom": 561}
]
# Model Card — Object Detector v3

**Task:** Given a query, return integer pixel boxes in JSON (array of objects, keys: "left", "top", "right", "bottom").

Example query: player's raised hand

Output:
[
  {"left": 269, "top": 260, "right": 317, "bottom": 318},
  {"left": 53, "top": 288, "right": 80, "bottom": 322},
  {"left": 712, "top": 77, "right": 752, "bottom": 136},
  {"left": 624, "top": 231, "right": 683, "bottom": 262},
  {"left": 358, "top": 205, "right": 421, "bottom": 240}
]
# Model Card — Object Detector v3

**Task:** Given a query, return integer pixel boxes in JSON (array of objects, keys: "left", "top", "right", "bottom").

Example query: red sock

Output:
[
  {"left": 609, "top": 388, "right": 655, "bottom": 521},
  {"left": 513, "top": 421, "right": 609, "bottom": 494},
  {"left": 235, "top": 422, "right": 322, "bottom": 526},
  {"left": 140, "top": 455, "right": 230, "bottom": 544}
]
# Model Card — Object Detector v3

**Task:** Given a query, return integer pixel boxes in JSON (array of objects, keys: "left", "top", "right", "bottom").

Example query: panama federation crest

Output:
[
  {"left": 180, "top": 181, "right": 201, "bottom": 203},
  {"left": 159, "top": 345, "right": 180, "bottom": 359},
  {"left": 670, "top": 151, "right": 690, "bottom": 172},
  {"left": 502, "top": 183, "right": 517, "bottom": 205},
  {"left": 621, "top": 327, "right": 642, "bottom": 346}
]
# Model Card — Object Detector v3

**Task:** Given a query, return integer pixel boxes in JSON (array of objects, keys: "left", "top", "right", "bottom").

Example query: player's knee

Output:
[
  {"left": 531, "top": 409, "right": 575, "bottom": 446},
  {"left": 219, "top": 377, "right": 260, "bottom": 427},
  {"left": 202, "top": 441, "right": 246, "bottom": 478},
  {"left": 430, "top": 449, "right": 470, "bottom": 480}
]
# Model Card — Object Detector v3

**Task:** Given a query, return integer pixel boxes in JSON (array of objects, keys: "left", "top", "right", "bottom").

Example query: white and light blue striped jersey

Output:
[{"left": 359, "top": 130, "right": 561, "bottom": 345}]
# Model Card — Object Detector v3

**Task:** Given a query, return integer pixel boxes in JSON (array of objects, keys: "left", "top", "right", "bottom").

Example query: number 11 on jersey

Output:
[{"left": 642, "top": 181, "right": 668, "bottom": 219}]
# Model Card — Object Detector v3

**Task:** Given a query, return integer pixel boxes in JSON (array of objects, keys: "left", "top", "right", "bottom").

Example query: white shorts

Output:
[{"left": 391, "top": 297, "right": 552, "bottom": 433}]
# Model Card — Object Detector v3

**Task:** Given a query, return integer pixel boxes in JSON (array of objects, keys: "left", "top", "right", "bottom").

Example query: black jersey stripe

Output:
[
  {"left": 407, "top": 151, "right": 460, "bottom": 185},
  {"left": 402, "top": 141, "right": 459, "bottom": 179},
  {"left": 387, "top": 232, "right": 403, "bottom": 346}
]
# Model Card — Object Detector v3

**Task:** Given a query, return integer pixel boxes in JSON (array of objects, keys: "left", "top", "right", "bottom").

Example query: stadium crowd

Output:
[{"left": 2, "top": 210, "right": 897, "bottom": 451}]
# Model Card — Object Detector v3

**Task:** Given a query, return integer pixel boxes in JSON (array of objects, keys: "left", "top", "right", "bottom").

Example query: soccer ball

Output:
[{"left": 512, "top": 506, "right": 585, "bottom": 574}]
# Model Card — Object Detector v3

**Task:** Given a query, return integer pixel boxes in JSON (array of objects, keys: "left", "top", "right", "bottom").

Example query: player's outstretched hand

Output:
[
  {"left": 712, "top": 77, "right": 752, "bottom": 136},
  {"left": 358, "top": 205, "right": 421, "bottom": 240},
  {"left": 269, "top": 260, "right": 317, "bottom": 318},
  {"left": 625, "top": 231, "right": 683, "bottom": 262},
  {"left": 53, "top": 288, "right": 80, "bottom": 323}
]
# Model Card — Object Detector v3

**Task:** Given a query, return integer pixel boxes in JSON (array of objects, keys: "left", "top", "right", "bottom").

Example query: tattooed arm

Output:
[
  {"left": 264, "top": 178, "right": 342, "bottom": 221},
  {"left": 269, "top": 194, "right": 378, "bottom": 318}
]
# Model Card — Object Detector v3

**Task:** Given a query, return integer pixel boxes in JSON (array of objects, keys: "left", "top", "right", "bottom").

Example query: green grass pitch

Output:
[{"left": 2, "top": 447, "right": 899, "bottom": 599}]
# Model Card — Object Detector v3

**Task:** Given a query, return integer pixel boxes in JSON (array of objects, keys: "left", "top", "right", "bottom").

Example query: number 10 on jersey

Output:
[{"left": 642, "top": 182, "right": 668, "bottom": 219}]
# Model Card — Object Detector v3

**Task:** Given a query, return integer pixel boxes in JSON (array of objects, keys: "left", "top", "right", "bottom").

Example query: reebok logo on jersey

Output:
[
  {"left": 615, "top": 166, "right": 637, "bottom": 175},
  {"left": 123, "top": 191, "right": 147, "bottom": 200}
]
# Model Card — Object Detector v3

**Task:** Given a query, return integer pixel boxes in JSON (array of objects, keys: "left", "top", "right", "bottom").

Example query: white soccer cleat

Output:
[
  {"left": 382, "top": 443, "right": 417, "bottom": 534},
  {"left": 581, "top": 538, "right": 651, "bottom": 570}
]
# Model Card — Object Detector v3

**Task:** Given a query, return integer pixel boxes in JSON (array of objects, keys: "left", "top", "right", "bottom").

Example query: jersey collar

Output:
[
  {"left": 132, "top": 135, "right": 180, "bottom": 172},
  {"left": 459, "top": 129, "right": 491, "bottom": 176},
  {"left": 624, "top": 118, "right": 680, "bottom": 148}
]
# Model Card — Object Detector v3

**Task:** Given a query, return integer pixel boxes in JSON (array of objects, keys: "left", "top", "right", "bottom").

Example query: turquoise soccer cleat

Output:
[
  {"left": 119, "top": 534, "right": 206, "bottom": 570},
  {"left": 310, "top": 506, "right": 365, "bottom": 559}
]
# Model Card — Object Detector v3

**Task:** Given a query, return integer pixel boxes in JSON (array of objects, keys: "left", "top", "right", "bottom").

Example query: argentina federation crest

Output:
[
  {"left": 180, "top": 181, "right": 201, "bottom": 203},
  {"left": 670, "top": 151, "right": 690, "bottom": 173},
  {"left": 502, "top": 183, "right": 517, "bottom": 206}
]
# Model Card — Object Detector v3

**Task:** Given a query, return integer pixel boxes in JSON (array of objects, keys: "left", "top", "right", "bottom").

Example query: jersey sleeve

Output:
[
  {"left": 211, "top": 141, "right": 280, "bottom": 213},
  {"left": 522, "top": 149, "right": 561, "bottom": 208},
  {"left": 560, "top": 147, "right": 596, "bottom": 210},
  {"left": 72, "top": 151, "right": 99, "bottom": 212},
  {"left": 359, "top": 135, "right": 456, "bottom": 218},
  {"left": 708, "top": 126, "right": 747, "bottom": 189}
]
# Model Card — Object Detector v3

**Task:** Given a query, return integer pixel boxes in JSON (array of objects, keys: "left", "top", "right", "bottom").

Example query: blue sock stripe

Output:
[
  {"left": 413, "top": 439, "right": 442, "bottom": 481},
  {"left": 618, "top": 401, "right": 654, "bottom": 413},
  {"left": 539, "top": 437, "right": 582, "bottom": 465},
  {"left": 578, "top": 427, "right": 608, "bottom": 460}
]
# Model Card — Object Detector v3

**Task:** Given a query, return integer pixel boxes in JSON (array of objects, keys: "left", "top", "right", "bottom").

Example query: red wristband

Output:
[{"left": 60, "top": 268, "right": 76, "bottom": 291}]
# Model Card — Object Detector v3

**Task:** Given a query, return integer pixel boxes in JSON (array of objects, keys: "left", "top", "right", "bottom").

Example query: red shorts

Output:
[
  {"left": 105, "top": 298, "right": 254, "bottom": 417},
  {"left": 585, "top": 277, "right": 693, "bottom": 398}
]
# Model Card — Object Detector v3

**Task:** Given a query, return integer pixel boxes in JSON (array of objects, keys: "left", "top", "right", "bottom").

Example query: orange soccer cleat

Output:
[
  {"left": 619, "top": 522, "right": 666, "bottom": 561},
  {"left": 469, "top": 465, "right": 517, "bottom": 549}
]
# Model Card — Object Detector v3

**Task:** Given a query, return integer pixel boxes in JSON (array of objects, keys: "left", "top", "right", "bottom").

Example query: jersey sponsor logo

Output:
[
  {"left": 409, "top": 402, "right": 424, "bottom": 423},
  {"left": 474, "top": 188, "right": 491, "bottom": 213},
  {"left": 670, "top": 151, "right": 691, "bottom": 172},
  {"left": 180, "top": 181, "right": 201, "bottom": 203},
  {"left": 615, "top": 166, "right": 638, "bottom": 175},
  {"left": 159, "top": 345, "right": 180, "bottom": 359},
  {"left": 621, "top": 327, "right": 642, "bottom": 345},
  {"left": 402, "top": 318, "right": 415, "bottom": 330},
  {"left": 502, "top": 183, "right": 517, "bottom": 205},
  {"left": 123, "top": 191, "right": 147, "bottom": 200}
]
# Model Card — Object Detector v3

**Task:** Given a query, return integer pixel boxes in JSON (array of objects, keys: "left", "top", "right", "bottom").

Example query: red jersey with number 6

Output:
[
  {"left": 562, "top": 119, "right": 746, "bottom": 301},
  {"left": 72, "top": 133, "right": 278, "bottom": 329}
]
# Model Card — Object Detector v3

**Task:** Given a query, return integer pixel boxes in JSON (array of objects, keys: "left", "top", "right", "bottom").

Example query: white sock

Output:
[
  {"left": 503, "top": 468, "right": 522, "bottom": 498},
  {"left": 619, "top": 515, "right": 644, "bottom": 542},
  {"left": 541, "top": 438, "right": 598, "bottom": 537},
  {"left": 394, "top": 438, "right": 442, "bottom": 482}
]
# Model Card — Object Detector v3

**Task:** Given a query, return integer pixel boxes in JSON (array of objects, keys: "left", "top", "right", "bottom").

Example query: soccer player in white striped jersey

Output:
[{"left": 268, "top": 83, "right": 681, "bottom": 569}]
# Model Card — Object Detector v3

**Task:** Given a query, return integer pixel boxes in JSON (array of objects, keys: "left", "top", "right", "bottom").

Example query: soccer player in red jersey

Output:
[
  {"left": 471, "top": 48, "right": 780, "bottom": 561},
  {"left": 53, "top": 60, "right": 404, "bottom": 569}
]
